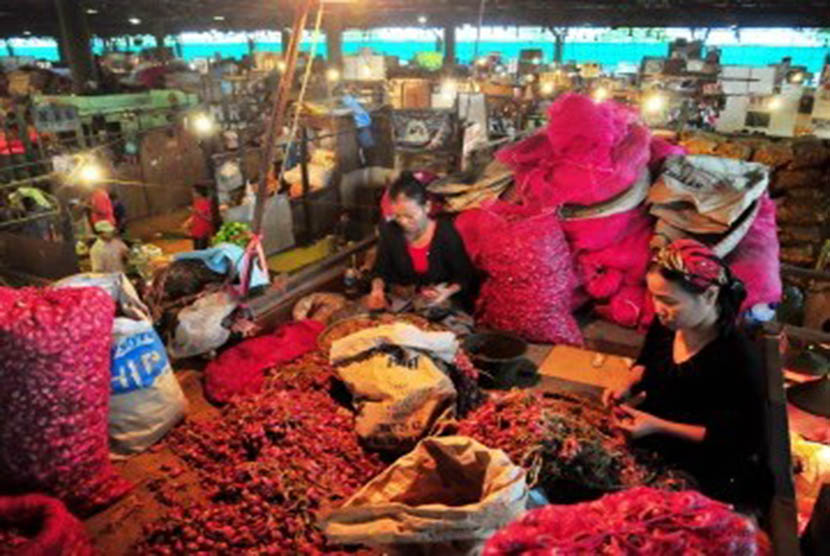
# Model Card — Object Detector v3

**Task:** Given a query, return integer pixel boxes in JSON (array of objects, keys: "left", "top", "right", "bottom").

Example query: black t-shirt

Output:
[
  {"left": 632, "top": 321, "right": 773, "bottom": 510},
  {"left": 373, "top": 215, "right": 479, "bottom": 311}
]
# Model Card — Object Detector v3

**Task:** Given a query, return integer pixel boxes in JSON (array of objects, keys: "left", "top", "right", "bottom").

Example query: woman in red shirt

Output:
[
  {"left": 88, "top": 186, "right": 116, "bottom": 228},
  {"left": 369, "top": 172, "right": 478, "bottom": 312},
  {"left": 186, "top": 184, "right": 215, "bottom": 250}
]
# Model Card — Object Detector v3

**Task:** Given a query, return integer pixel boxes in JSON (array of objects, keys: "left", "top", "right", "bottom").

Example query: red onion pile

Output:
[
  {"left": 457, "top": 391, "right": 678, "bottom": 502},
  {"left": 483, "top": 487, "right": 764, "bottom": 555},
  {"left": 0, "top": 287, "right": 132, "bottom": 515},
  {"left": 136, "top": 388, "right": 386, "bottom": 553}
]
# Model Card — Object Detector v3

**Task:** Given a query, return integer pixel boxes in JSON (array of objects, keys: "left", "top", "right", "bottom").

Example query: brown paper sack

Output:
[{"left": 322, "top": 436, "right": 529, "bottom": 556}]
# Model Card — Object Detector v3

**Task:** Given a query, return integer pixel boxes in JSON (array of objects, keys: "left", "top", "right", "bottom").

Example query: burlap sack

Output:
[{"left": 322, "top": 436, "right": 528, "bottom": 556}]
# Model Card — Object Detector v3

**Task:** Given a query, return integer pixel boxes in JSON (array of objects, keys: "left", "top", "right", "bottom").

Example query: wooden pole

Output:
[
  {"left": 244, "top": 1, "right": 311, "bottom": 293},
  {"left": 54, "top": 0, "right": 95, "bottom": 94}
]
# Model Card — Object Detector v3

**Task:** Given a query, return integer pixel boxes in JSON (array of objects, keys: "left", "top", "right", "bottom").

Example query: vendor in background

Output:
[
  {"left": 110, "top": 191, "right": 127, "bottom": 235},
  {"left": 90, "top": 220, "right": 129, "bottom": 273},
  {"left": 605, "top": 240, "right": 773, "bottom": 514},
  {"left": 88, "top": 184, "right": 116, "bottom": 230},
  {"left": 183, "top": 184, "right": 215, "bottom": 250},
  {"left": 368, "top": 172, "right": 478, "bottom": 312}
]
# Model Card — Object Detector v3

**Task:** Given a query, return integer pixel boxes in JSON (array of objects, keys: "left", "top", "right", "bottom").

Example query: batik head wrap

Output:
[{"left": 653, "top": 239, "right": 728, "bottom": 289}]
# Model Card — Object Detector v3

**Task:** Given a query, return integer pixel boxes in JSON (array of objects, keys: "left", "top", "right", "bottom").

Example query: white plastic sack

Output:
[
  {"left": 54, "top": 273, "right": 150, "bottom": 321},
  {"left": 53, "top": 273, "right": 188, "bottom": 455},
  {"left": 110, "top": 318, "right": 187, "bottom": 456},
  {"left": 336, "top": 348, "right": 456, "bottom": 453},
  {"left": 168, "top": 291, "right": 238, "bottom": 359},
  {"left": 649, "top": 155, "right": 769, "bottom": 231},
  {"left": 330, "top": 323, "right": 459, "bottom": 364},
  {"left": 323, "top": 436, "right": 529, "bottom": 556}
]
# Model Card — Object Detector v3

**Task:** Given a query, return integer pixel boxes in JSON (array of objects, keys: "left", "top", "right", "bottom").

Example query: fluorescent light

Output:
[
  {"left": 418, "top": 15, "right": 428, "bottom": 24},
  {"left": 213, "top": 15, "right": 225, "bottom": 21},
  {"left": 86, "top": 8, "right": 99, "bottom": 15},
  {"left": 129, "top": 17, "right": 141, "bottom": 25}
]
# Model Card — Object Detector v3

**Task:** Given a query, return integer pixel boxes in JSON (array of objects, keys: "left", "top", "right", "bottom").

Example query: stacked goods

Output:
[
  {"left": 494, "top": 94, "right": 656, "bottom": 329},
  {"left": 0, "top": 287, "right": 132, "bottom": 515},
  {"left": 483, "top": 487, "right": 764, "bottom": 555},
  {"left": 682, "top": 132, "right": 830, "bottom": 269},
  {"left": 136, "top": 389, "right": 387, "bottom": 553},
  {"left": 456, "top": 391, "right": 682, "bottom": 502}
]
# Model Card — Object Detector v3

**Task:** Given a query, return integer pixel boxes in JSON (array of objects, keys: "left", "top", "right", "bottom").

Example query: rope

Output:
[
  {"left": 279, "top": 3, "right": 325, "bottom": 184},
  {"left": 472, "top": 0, "right": 488, "bottom": 63}
]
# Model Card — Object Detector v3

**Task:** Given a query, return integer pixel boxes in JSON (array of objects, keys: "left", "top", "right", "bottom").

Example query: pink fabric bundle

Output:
[
  {"left": 497, "top": 93, "right": 652, "bottom": 208},
  {"left": 562, "top": 208, "right": 655, "bottom": 329},
  {"left": 726, "top": 195, "right": 782, "bottom": 311},
  {"left": 458, "top": 203, "right": 582, "bottom": 345},
  {"left": 204, "top": 320, "right": 325, "bottom": 404}
]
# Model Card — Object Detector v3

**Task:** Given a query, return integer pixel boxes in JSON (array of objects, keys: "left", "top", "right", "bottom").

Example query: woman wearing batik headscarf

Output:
[{"left": 605, "top": 239, "right": 773, "bottom": 514}]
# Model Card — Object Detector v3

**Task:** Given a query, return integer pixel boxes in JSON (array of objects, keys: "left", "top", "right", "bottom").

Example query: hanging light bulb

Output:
[
  {"left": 593, "top": 86, "right": 609, "bottom": 102},
  {"left": 326, "top": 68, "right": 341, "bottom": 82},
  {"left": 643, "top": 93, "right": 666, "bottom": 113}
]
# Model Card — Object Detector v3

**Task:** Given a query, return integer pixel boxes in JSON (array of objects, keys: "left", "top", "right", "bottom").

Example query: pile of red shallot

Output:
[
  {"left": 483, "top": 487, "right": 766, "bottom": 555},
  {"left": 135, "top": 388, "right": 385, "bottom": 554},
  {"left": 457, "top": 391, "right": 684, "bottom": 502}
]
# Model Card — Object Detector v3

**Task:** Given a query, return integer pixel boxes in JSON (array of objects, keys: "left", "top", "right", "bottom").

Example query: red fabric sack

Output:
[
  {"left": 0, "top": 494, "right": 94, "bottom": 556},
  {"left": 0, "top": 287, "right": 131, "bottom": 515},
  {"left": 204, "top": 320, "right": 325, "bottom": 404}
]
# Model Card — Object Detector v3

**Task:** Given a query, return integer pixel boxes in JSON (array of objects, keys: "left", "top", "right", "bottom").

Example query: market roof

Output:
[{"left": 3, "top": 1, "right": 830, "bottom": 38}]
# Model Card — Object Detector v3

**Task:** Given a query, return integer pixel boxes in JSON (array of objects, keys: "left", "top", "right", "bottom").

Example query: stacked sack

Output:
[
  {"left": 496, "top": 93, "right": 658, "bottom": 329},
  {"left": 648, "top": 154, "right": 781, "bottom": 314}
]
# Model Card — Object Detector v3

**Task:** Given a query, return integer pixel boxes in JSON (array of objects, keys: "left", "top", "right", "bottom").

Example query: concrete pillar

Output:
[
  {"left": 443, "top": 23, "right": 456, "bottom": 70},
  {"left": 54, "top": 0, "right": 95, "bottom": 93},
  {"left": 154, "top": 32, "right": 168, "bottom": 60},
  {"left": 326, "top": 22, "right": 343, "bottom": 69}
]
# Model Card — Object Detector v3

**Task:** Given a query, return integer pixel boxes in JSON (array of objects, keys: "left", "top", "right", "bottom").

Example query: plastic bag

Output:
[
  {"left": 335, "top": 347, "right": 457, "bottom": 453},
  {"left": 323, "top": 436, "right": 528, "bottom": 556},
  {"left": 0, "top": 495, "right": 94, "bottom": 556},
  {"left": 168, "top": 291, "right": 238, "bottom": 359},
  {"left": 54, "top": 272, "right": 150, "bottom": 321},
  {"left": 109, "top": 318, "right": 188, "bottom": 455},
  {"left": 53, "top": 273, "right": 188, "bottom": 456},
  {"left": 204, "top": 320, "right": 324, "bottom": 404},
  {"left": 0, "top": 287, "right": 131, "bottom": 515}
]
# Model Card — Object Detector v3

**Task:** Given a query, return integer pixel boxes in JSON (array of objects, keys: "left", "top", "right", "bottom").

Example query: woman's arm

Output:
[{"left": 615, "top": 405, "right": 706, "bottom": 442}]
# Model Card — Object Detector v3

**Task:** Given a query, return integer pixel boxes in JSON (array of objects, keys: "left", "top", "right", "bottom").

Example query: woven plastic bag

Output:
[
  {"left": 0, "top": 287, "right": 131, "bottom": 515},
  {"left": 323, "top": 436, "right": 528, "bottom": 556},
  {"left": 0, "top": 495, "right": 94, "bottom": 556}
]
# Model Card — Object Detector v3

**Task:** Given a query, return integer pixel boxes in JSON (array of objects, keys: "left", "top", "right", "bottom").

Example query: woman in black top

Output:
[
  {"left": 605, "top": 239, "right": 773, "bottom": 512},
  {"left": 369, "top": 172, "right": 478, "bottom": 312}
]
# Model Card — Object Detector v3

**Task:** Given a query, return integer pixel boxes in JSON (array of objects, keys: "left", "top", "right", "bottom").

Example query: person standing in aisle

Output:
[
  {"left": 90, "top": 220, "right": 129, "bottom": 273},
  {"left": 184, "top": 184, "right": 216, "bottom": 251},
  {"left": 368, "top": 172, "right": 478, "bottom": 312},
  {"left": 605, "top": 239, "right": 773, "bottom": 514},
  {"left": 88, "top": 184, "right": 116, "bottom": 229}
]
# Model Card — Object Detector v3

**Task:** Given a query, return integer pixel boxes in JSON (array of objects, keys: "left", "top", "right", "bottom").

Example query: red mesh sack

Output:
[
  {"left": 484, "top": 487, "right": 765, "bottom": 555},
  {"left": 472, "top": 204, "right": 582, "bottom": 345},
  {"left": 204, "top": 320, "right": 325, "bottom": 404},
  {"left": 595, "top": 286, "right": 655, "bottom": 331},
  {"left": 497, "top": 94, "right": 652, "bottom": 208},
  {"left": 726, "top": 195, "right": 782, "bottom": 312},
  {"left": 0, "top": 287, "right": 131, "bottom": 515},
  {"left": 0, "top": 494, "right": 93, "bottom": 556}
]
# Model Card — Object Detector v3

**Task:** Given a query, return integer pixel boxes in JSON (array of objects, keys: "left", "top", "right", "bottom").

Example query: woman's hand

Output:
[
  {"left": 613, "top": 405, "right": 667, "bottom": 439},
  {"left": 601, "top": 365, "right": 645, "bottom": 407},
  {"left": 420, "top": 283, "right": 459, "bottom": 306}
]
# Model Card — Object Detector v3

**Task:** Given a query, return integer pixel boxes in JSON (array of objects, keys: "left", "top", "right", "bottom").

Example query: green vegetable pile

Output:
[{"left": 211, "top": 222, "right": 252, "bottom": 248}]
